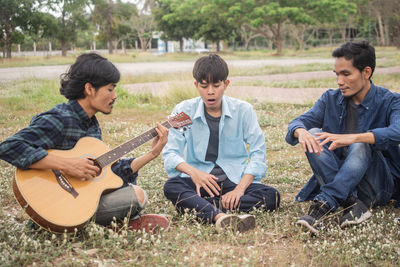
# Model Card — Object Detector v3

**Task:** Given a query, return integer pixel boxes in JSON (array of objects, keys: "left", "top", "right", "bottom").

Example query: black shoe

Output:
[
  {"left": 340, "top": 197, "right": 371, "bottom": 228},
  {"left": 297, "top": 200, "right": 331, "bottom": 234}
]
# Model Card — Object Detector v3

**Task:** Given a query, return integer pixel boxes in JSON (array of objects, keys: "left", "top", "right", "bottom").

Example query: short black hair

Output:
[
  {"left": 332, "top": 40, "right": 376, "bottom": 79},
  {"left": 192, "top": 54, "right": 229, "bottom": 83},
  {"left": 60, "top": 53, "right": 120, "bottom": 100}
]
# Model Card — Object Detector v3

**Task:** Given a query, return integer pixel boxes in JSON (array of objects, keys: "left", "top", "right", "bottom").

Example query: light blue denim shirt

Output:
[{"left": 163, "top": 96, "right": 267, "bottom": 184}]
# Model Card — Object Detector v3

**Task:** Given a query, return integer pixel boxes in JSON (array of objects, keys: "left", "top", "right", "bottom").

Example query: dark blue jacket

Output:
[{"left": 286, "top": 83, "right": 400, "bottom": 204}]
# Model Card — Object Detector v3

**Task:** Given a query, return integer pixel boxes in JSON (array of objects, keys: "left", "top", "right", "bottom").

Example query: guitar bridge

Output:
[{"left": 52, "top": 169, "right": 79, "bottom": 198}]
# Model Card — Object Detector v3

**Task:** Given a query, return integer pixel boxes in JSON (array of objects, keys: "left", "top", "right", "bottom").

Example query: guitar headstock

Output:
[{"left": 168, "top": 112, "right": 192, "bottom": 131}]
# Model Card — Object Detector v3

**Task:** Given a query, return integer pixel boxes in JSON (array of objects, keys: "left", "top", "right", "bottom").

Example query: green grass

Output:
[
  {"left": 0, "top": 68, "right": 400, "bottom": 266},
  {"left": 1, "top": 46, "right": 398, "bottom": 68},
  {"left": 235, "top": 73, "right": 400, "bottom": 92}
]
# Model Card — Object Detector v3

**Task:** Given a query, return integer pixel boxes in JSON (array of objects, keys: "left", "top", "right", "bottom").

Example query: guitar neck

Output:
[{"left": 95, "top": 120, "right": 171, "bottom": 167}]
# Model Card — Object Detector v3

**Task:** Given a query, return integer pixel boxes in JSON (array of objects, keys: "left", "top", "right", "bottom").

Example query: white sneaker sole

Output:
[
  {"left": 340, "top": 210, "right": 372, "bottom": 228},
  {"left": 297, "top": 219, "right": 319, "bottom": 234}
]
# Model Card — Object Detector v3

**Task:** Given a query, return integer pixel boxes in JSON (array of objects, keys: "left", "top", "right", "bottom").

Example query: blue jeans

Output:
[
  {"left": 306, "top": 128, "right": 393, "bottom": 210},
  {"left": 164, "top": 177, "right": 280, "bottom": 223}
]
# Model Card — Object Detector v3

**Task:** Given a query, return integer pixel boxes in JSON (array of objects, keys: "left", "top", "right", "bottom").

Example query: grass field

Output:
[{"left": 0, "top": 48, "right": 400, "bottom": 266}]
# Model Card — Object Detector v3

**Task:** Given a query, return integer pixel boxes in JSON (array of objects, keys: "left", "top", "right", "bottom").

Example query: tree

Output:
[
  {"left": 129, "top": 0, "right": 156, "bottom": 51},
  {"left": 153, "top": 0, "right": 199, "bottom": 52},
  {"left": 357, "top": 0, "right": 399, "bottom": 47},
  {"left": 92, "top": 0, "right": 136, "bottom": 54},
  {"left": 45, "top": 0, "right": 89, "bottom": 56},
  {"left": 225, "top": 0, "right": 262, "bottom": 50},
  {"left": 306, "top": 0, "right": 357, "bottom": 46},
  {"left": 0, "top": 0, "right": 39, "bottom": 58},
  {"left": 251, "top": 0, "right": 311, "bottom": 55},
  {"left": 195, "top": 0, "right": 236, "bottom": 51},
  {"left": 27, "top": 12, "right": 58, "bottom": 51}
]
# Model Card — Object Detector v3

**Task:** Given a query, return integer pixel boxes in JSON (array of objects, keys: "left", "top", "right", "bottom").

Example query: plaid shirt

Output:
[{"left": 0, "top": 100, "right": 137, "bottom": 185}]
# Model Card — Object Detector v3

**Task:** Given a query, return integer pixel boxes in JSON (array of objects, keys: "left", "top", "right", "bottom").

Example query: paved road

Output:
[{"left": 0, "top": 58, "right": 333, "bottom": 81}]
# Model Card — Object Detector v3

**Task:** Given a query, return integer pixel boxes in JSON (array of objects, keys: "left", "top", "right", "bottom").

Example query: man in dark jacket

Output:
[{"left": 286, "top": 41, "right": 400, "bottom": 234}]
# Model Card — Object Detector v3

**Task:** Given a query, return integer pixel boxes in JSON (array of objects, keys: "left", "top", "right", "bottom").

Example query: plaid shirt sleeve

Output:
[{"left": 0, "top": 113, "right": 65, "bottom": 169}]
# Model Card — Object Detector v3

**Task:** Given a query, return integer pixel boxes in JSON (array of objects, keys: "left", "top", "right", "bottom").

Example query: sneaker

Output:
[
  {"left": 237, "top": 214, "right": 256, "bottom": 232},
  {"left": 297, "top": 200, "right": 331, "bottom": 234},
  {"left": 215, "top": 214, "right": 256, "bottom": 233},
  {"left": 128, "top": 214, "right": 170, "bottom": 233},
  {"left": 339, "top": 198, "right": 371, "bottom": 228}
]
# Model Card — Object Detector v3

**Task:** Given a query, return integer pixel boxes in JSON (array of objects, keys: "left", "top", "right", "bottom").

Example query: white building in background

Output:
[{"left": 154, "top": 32, "right": 210, "bottom": 53}]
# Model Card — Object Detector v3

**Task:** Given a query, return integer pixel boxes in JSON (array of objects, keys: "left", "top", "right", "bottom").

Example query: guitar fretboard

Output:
[{"left": 95, "top": 121, "right": 171, "bottom": 167}]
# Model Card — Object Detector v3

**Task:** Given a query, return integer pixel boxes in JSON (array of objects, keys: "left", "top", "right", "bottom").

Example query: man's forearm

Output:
[
  {"left": 130, "top": 151, "right": 157, "bottom": 174},
  {"left": 353, "top": 132, "right": 375, "bottom": 144},
  {"left": 176, "top": 162, "right": 196, "bottom": 176},
  {"left": 235, "top": 174, "right": 254, "bottom": 193}
]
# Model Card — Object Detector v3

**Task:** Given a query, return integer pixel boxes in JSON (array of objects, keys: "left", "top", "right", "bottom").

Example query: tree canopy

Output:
[{"left": 2, "top": 0, "right": 400, "bottom": 57}]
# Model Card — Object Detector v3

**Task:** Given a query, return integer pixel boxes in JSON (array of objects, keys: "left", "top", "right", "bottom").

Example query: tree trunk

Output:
[
  {"left": 375, "top": 9, "right": 385, "bottom": 46},
  {"left": 216, "top": 40, "right": 220, "bottom": 52},
  {"left": 328, "top": 29, "right": 334, "bottom": 46},
  {"left": 5, "top": 25, "right": 12, "bottom": 58},
  {"left": 179, "top": 38, "right": 183, "bottom": 52},
  {"left": 61, "top": 40, "right": 68, "bottom": 57},
  {"left": 139, "top": 37, "right": 148, "bottom": 51},
  {"left": 245, "top": 38, "right": 251, "bottom": 50},
  {"left": 108, "top": 40, "right": 113, "bottom": 54},
  {"left": 122, "top": 40, "right": 126, "bottom": 54},
  {"left": 6, "top": 43, "right": 12, "bottom": 58}
]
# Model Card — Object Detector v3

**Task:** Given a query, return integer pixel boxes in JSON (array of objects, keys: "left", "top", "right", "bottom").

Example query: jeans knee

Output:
[
  {"left": 267, "top": 188, "right": 280, "bottom": 211},
  {"left": 131, "top": 185, "right": 148, "bottom": 208},
  {"left": 163, "top": 177, "right": 178, "bottom": 199},
  {"left": 349, "top": 142, "right": 371, "bottom": 154},
  {"left": 308, "top": 128, "right": 322, "bottom": 136}
]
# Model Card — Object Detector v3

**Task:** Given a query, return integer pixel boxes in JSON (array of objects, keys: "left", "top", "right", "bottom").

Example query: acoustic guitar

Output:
[{"left": 13, "top": 112, "right": 192, "bottom": 233}]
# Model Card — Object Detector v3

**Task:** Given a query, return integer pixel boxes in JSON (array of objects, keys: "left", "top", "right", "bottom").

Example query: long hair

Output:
[{"left": 60, "top": 53, "right": 120, "bottom": 100}]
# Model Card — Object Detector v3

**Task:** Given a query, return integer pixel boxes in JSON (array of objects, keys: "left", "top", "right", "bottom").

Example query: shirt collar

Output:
[
  {"left": 69, "top": 100, "right": 93, "bottom": 125},
  {"left": 337, "top": 81, "right": 376, "bottom": 108},
  {"left": 193, "top": 96, "right": 232, "bottom": 123},
  {"left": 359, "top": 82, "right": 376, "bottom": 109}
]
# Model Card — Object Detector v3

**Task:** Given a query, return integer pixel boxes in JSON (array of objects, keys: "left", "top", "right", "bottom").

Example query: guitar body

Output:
[{"left": 13, "top": 137, "right": 123, "bottom": 233}]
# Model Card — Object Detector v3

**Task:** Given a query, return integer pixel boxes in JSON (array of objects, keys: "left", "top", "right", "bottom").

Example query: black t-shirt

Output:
[
  {"left": 345, "top": 99, "right": 358, "bottom": 134},
  {"left": 204, "top": 109, "right": 227, "bottom": 182}
]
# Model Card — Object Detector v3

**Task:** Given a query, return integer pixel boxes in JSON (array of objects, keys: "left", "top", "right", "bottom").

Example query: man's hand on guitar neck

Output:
[
  {"left": 130, "top": 123, "right": 169, "bottom": 173},
  {"left": 150, "top": 122, "right": 169, "bottom": 158},
  {"left": 30, "top": 154, "right": 100, "bottom": 180}
]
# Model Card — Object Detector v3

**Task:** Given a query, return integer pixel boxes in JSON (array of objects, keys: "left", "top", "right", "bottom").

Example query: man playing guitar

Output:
[{"left": 0, "top": 53, "right": 169, "bottom": 232}]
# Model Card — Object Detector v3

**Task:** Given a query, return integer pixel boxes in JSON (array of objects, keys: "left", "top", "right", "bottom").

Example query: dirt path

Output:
[
  {"left": 0, "top": 58, "right": 332, "bottom": 81},
  {"left": 124, "top": 66, "right": 400, "bottom": 104}
]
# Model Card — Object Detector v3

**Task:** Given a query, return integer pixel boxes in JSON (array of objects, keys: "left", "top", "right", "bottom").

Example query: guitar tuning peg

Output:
[{"left": 168, "top": 112, "right": 177, "bottom": 119}]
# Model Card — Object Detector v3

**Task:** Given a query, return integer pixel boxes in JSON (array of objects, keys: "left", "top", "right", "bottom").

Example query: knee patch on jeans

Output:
[{"left": 130, "top": 184, "right": 148, "bottom": 209}]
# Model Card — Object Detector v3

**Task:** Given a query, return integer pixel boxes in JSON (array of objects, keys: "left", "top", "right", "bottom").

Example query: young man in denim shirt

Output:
[
  {"left": 0, "top": 53, "right": 169, "bottom": 232},
  {"left": 286, "top": 41, "right": 400, "bottom": 234},
  {"left": 163, "top": 54, "right": 280, "bottom": 233}
]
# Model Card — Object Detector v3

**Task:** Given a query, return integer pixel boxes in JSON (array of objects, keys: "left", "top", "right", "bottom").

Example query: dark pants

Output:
[{"left": 164, "top": 176, "right": 280, "bottom": 223}]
